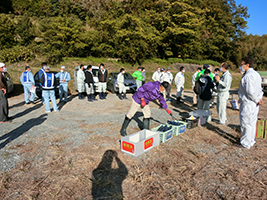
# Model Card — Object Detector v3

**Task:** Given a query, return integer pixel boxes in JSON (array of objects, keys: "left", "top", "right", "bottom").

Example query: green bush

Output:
[
  {"left": 0, "top": 46, "right": 35, "bottom": 63},
  {"left": 200, "top": 60, "right": 220, "bottom": 67},
  {"left": 168, "top": 58, "right": 184, "bottom": 64}
]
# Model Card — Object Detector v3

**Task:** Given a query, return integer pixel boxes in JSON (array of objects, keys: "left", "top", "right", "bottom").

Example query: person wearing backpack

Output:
[
  {"left": 197, "top": 69, "right": 214, "bottom": 111},
  {"left": 195, "top": 64, "right": 214, "bottom": 82}
]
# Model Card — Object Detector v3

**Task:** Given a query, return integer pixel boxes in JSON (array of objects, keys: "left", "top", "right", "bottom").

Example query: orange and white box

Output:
[{"left": 121, "top": 130, "right": 160, "bottom": 157}]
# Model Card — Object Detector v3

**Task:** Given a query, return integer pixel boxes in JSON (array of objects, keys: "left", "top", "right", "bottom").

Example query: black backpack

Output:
[{"left": 194, "top": 79, "right": 201, "bottom": 95}]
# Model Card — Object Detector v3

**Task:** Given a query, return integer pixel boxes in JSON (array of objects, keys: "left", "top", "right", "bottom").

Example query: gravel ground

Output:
[{"left": 0, "top": 91, "right": 184, "bottom": 172}]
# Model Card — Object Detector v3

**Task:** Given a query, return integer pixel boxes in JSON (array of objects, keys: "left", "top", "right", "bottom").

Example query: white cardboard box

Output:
[{"left": 121, "top": 130, "right": 160, "bottom": 157}]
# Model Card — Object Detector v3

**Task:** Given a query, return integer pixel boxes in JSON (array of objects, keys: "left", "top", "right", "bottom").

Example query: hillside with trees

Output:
[{"left": 0, "top": 0, "right": 266, "bottom": 70}]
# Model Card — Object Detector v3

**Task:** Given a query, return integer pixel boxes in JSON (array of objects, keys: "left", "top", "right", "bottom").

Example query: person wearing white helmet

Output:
[
  {"left": 55, "top": 66, "right": 71, "bottom": 103},
  {"left": 0, "top": 62, "right": 12, "bottom": 123}
]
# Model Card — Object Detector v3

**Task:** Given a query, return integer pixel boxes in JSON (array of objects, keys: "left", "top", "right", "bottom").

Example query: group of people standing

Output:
[
  {"left": 120, "top": 57, "right": 264, "bottom": 150},
  {"left": 117, "top": 67, "right": 146, "bottom": 100},
  {"left": 20, "top": 62, "right": 71, "bottom": 113},
  {"left": 192, "top": 58, "right": 263, "bottom": 149},
  {"left": 77, "top": 63, "right": 108, "bottom": 101},
  {"left": 1, "top": 58, "right": 264, "bottom": 150},
  {"left": 152, "top": 66, "right": 184, "bottom": 103}
]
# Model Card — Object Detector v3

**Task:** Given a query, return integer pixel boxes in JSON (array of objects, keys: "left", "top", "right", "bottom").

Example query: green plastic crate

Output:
[
  {"left": 151, "top": 124, "right": 173, "bottom": 143},
  {"left": 167, "top": 120, "right": 188, "bottom": 136}
]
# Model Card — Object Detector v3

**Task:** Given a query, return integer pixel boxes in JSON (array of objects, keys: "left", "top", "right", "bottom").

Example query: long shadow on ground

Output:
[
  {"left": 205, "top": 122, "right": 240, "bottom": 144},
  {"left": 9, "top": 101, "right": 25, "bottom": 109},
  {"left": 11, "top": 103, "right": 43, "bottom": 119},
  {"left": 58, "top": 94, "right": 78, "bottom": 110},
  {"left": 0, "top": 114, "right": 47, "bottom": 149}
]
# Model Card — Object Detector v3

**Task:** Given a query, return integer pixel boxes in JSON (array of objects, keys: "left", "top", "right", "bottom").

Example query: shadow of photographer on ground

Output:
[{"left": 91, "top": 150, "right": 128, "bottom": 200}]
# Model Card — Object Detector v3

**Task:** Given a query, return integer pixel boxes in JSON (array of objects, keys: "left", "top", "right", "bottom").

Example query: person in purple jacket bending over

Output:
[{"left": 120, "top": 81, "right": 173, "bottom": 136}]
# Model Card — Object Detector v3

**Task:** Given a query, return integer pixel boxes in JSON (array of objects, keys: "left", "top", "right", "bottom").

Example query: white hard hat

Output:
[{"left": 0, "top": 62, "right": 5, "bottom": 68}]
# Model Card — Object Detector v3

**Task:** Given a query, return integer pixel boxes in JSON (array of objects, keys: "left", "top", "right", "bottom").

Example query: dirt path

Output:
[{"left": 0, "top": 91, "right": 266, "bottom": 199}]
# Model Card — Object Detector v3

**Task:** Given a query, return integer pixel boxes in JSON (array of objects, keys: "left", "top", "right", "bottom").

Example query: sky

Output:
[{"left": 235, "top": 0, "right": 267, "bottom": 36}]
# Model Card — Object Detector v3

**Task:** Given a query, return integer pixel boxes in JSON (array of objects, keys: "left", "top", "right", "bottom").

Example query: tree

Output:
[
  {"left": 235, "top": 34, "right": 267, "bottom": 70},
  {"left": 16, "top": 14, "right": 35, "bottom": 45},
  {"left": 0, "top": 14, "right": 16, "bottom": 49},
  {"left": 199, "top": 0, "right": 249, "bottom": 62},
  {"left": 39, "top": 16, "right": 88, "bottom": 63}
]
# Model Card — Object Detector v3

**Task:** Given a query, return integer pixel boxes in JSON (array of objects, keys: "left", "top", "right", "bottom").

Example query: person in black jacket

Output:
[
  {"left": 85, "top": 65, "right": 96, "bottom": 102},
  {"left": 0, "top": 62, "right": 12, "bottom": 123},
  {"left": 98, "top": 63, "right": 108, "bottom": 100},
  {"left": 197, "top": 69, "right": 214, "bottom": 111}
]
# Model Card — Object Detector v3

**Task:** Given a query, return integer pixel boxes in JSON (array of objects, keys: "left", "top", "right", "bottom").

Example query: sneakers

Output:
[{"left": 45, "top": 110, "right": 51, "bottom": 113}]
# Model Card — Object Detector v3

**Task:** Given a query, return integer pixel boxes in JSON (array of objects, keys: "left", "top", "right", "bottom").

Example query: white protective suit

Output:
[
  {"left": 152, "top": 71, "right": 161, "bottom": 82},
  {"left": 77, "top": 69, "right": 85, "bottom": 93},
  {"left": 161, "top": 72, "right": 173, "bottom": 84},
  {"left": 117, "top": 72, "right": 126, "bottom": 94},
  {"left": 216, "top": 70, "right": 232, "bottom": 124},
  {"left": 174, "top": 71, "right": 185, "bottom": 98},
  {"left": 239, "top": 68, "right": 263, "bottom": 149},
  {"left": 162, "top": 72, "right": 173, "bottom": 100}
]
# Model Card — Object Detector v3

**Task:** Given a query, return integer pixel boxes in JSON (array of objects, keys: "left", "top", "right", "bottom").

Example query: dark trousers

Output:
[
  {"left": 166, "top": 84, "right": 171, "bottom": 99},
  {"left": 0, "top": 90, "right": 9, "bottom": 121}
]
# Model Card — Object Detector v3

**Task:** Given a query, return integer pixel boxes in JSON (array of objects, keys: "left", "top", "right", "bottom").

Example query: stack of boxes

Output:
[
  {"left": 121, "top": 116, "right": 267, "bottom": 157},
  {"left": 121, "top": 120, "right": 188, "bottom": 156}
]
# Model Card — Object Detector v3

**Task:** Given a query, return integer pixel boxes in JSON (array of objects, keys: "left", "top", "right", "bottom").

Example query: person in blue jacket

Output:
[
  {"left": 38, "top": 62, "right": 47, "bottom": 102},
  {"left": 55, "top": 66, "right": 71, "bottom": 103},
  {"left": 20, "top": 66, "right": 35, "bottom": 104},
  {"left": 40, "top": 66, "right": 59, "bottom": 113},
  {"left": 38, "top": 62, "right": 47, "bottom": 79}
]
